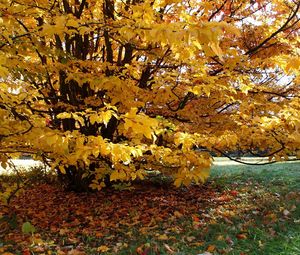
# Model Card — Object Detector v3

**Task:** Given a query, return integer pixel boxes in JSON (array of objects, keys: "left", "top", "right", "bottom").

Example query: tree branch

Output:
[{"left": 246, "top": 2, "right": 300, "bottom": 56}]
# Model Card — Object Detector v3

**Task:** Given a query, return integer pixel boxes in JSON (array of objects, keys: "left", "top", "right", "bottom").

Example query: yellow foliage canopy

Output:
[{"left": 0, "top": 0, "right": 299, "bottom": 190}]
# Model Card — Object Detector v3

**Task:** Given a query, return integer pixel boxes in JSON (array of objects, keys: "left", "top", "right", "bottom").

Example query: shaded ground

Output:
[{"left": 0, "top": 162, "right": 300, "bottom": 254}]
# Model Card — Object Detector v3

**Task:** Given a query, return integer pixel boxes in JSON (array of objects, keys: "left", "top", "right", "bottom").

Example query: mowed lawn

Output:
[{"left": 0, "top": 161, "right": 299, "bottom": 255}]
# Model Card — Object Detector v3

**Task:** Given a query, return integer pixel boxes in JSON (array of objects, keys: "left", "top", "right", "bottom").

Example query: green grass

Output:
[
  {"left": 210, "top": 161, "right": 300, "bottom": 192},
  {"left": 205, "top": 162, "right": 300, "bottom": 255},
  {"left": 106, "top": 162, "right": 300, "bottom": 255}
]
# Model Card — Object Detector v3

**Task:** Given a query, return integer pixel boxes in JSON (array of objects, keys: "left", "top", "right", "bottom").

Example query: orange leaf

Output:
[
  {"left": 192, "top": 214, "right": 200, "bottom": 222},
  {"left": 95, "top": 232, "right": 104, "bottom": 238},
  {"left": 206, "top": 244, "right": 216, "bottom": 252},
  {"left": 236, "top": 233, "right": 247, "bottom": 240},
  {"left": 136, "top": 245, "right": 144, "bottom": 255}
]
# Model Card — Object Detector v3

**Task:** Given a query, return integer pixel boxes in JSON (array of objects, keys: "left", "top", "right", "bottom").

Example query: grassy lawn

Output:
[
  {"left": 0, "top": 161, "right": 299, "bottom": 255},
  {"left": 208, "top": 162, "right": 300, "bottom": 255}
]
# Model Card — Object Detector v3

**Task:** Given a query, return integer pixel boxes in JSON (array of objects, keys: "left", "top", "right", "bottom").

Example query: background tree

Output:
[{"left": 0, "top": 0, "right": 299, "bottom": 191}]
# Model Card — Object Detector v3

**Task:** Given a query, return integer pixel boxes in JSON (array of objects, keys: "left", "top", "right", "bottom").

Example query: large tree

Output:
[{"left": 0, "top": 0, "right": 299, "bottom": 191}]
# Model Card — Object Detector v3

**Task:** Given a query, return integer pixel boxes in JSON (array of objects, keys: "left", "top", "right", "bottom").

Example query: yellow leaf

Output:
[
  {"left": 110, "top": 170, "right": 119, "bottom": 181},
  {"left": 174, "top": 211, "right": 183, "bottom": 218},
  {"left": 173, "top": 178, "right": 182, "bottom": 187},
  {"left": 89, "top": 114, "right": 98, "bottom": 125},
  {"left": 66, "top": 19, "right": 79, "bottom": 28},
  {"left": 136, "top": 170, "right": 145, "bottom": 180},
  {"left": 102, "top": 111, "right": 112, "bottom": 127},
  {"left": 240, "top": 83, "right": 252, "bottom": 94},
  {"left": 210, "top": 42, "right": 223, "bottom": 60},
  {"left": 1, "top": 162, "right": 7, "bottom": 169},
  {"left": 59, "top": 165, "right": 66, "bottom": 174},
  {"left": 47, "top": 134, "right": 58, "bottom": 146},
  {"left": 190, "top": 86, "right": 201, "bottom": 95},
  {"left": 97, "top": 245, "right": 110, "bottom": 253},
  {"left": 110, "top": 170, "right": 126, "bottom": 181},
  {"left": 157, "top": 234, "right": 169, "bottom": 240}
]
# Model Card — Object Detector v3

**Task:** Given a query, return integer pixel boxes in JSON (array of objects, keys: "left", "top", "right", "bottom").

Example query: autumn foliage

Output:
[{"left": 0, "top": 0, "right": 299, "bottom": 191}]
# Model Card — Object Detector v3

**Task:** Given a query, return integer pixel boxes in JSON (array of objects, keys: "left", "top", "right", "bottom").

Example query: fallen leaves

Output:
[
  {"left": 1, "top": 183, "right": 221, "bottom": 253},
  {"left": 0, "top": 177, "right": 299, "bottom": 254}
]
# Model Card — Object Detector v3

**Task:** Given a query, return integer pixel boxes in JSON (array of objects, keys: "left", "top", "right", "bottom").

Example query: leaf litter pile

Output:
[{"left": 1, "top": 175, "right": 300, "bottom": 255}]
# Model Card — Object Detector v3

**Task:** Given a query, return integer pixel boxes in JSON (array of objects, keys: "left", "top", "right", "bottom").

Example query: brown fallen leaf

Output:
[
  {"left": 164, "top": 243, "right": 175, "bottom": 254},
  {"left": 192, "top": 241, "right": 205, "bottom": 246},
  {"left": 59, "top": 228, "right": 69, "bottom": 235},
  {"left": 57, "top": 250, "right": 67, "bottom": 255},
  {"left": 236, "top": 233, "right": 247, "bottom": 240},
  {"left": 22, "top": 249, "right": 31, "bottom": 255},
  {"left": 186, "top": 236, "right": 196, "bottom": 242},
  {"left": 67, "top": 249, "right": 86, "bottom": 255},
  {"left": 223, "top": 217, "right": 234, "bottom": 225},
  {"left": 32, "top": 246, "right": 45, "bottom": 253}
]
